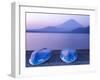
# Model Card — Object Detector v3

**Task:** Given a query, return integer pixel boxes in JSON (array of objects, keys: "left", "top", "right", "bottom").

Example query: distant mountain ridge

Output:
[
  {"left": 26, "top": 19, "right": 89, "bottom": 33},
  {"left": 71, "top": 26, "right": 89, "bottom": 33}
]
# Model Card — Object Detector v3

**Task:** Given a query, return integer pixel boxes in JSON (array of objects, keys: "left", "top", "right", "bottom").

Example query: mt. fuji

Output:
[{"left": 26, "top": 19, "right": 89, "bottom": 33}]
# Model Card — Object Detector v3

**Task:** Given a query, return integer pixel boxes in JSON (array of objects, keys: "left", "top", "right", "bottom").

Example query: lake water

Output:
[{"left": 26, "top": 33, "right": 89, "bottom": 50}]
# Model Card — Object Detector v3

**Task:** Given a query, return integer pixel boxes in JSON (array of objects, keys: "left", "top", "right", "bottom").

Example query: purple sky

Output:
[{"left": 26, "top": 13, "right": 89, "bottom": 29}]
